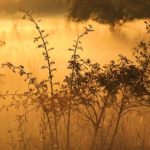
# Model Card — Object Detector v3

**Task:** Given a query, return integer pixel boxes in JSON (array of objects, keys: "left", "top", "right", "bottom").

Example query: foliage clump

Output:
[{"left": 69, "top": 0, "right": 150, "bottom": 27}]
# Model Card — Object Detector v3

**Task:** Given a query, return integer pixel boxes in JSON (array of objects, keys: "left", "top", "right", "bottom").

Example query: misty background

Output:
[
  {"left": 0, "top": 0, "right": 147, "bottom": 91},
  {"left": 0, "top": 1, "right": 149, "bottom": 150}
]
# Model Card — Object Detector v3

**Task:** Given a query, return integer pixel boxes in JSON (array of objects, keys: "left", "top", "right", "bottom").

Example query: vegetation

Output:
[
  {"left": 0, "top": 10, "right": 150, "bottom": 150},
  {"left": 69, "top": 0, "right": 150, "bottom": 28}
]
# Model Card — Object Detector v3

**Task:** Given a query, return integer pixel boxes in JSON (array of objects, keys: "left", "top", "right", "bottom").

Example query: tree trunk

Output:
[{"left": 107, "top": 98, "right": 125, "bottom": 150}]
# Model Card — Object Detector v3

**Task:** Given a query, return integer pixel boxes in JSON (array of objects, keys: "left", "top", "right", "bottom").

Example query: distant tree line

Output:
[{"left": 69, "top": 0, "right": 150, "bottom": 27}]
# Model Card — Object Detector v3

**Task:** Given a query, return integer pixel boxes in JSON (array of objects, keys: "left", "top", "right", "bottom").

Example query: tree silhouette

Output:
[{"left": 69, "top": 0, "right": 150, "bottom": 28}]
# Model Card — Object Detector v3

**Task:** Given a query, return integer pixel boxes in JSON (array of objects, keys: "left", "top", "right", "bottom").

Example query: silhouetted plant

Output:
[
  {"left": 2, "top": 9, "right": 59, "bottom": 150},
  {"left": 22, "top": 9, "right": 59, "bottom": 149},
  {"left": 7, "top": 128, "right": 17, "bottom": 150},
  {"left": 62, "top": 24, "right": 94, "bottom": 150}
]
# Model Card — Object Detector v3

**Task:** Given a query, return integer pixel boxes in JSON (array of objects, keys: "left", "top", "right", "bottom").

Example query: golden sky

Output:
[
  {"left": 0, "top": 0, "right": 147, "bottom": 91},
  {"left": 0, "top": 0, "right": 67, "bottom": 15}
]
